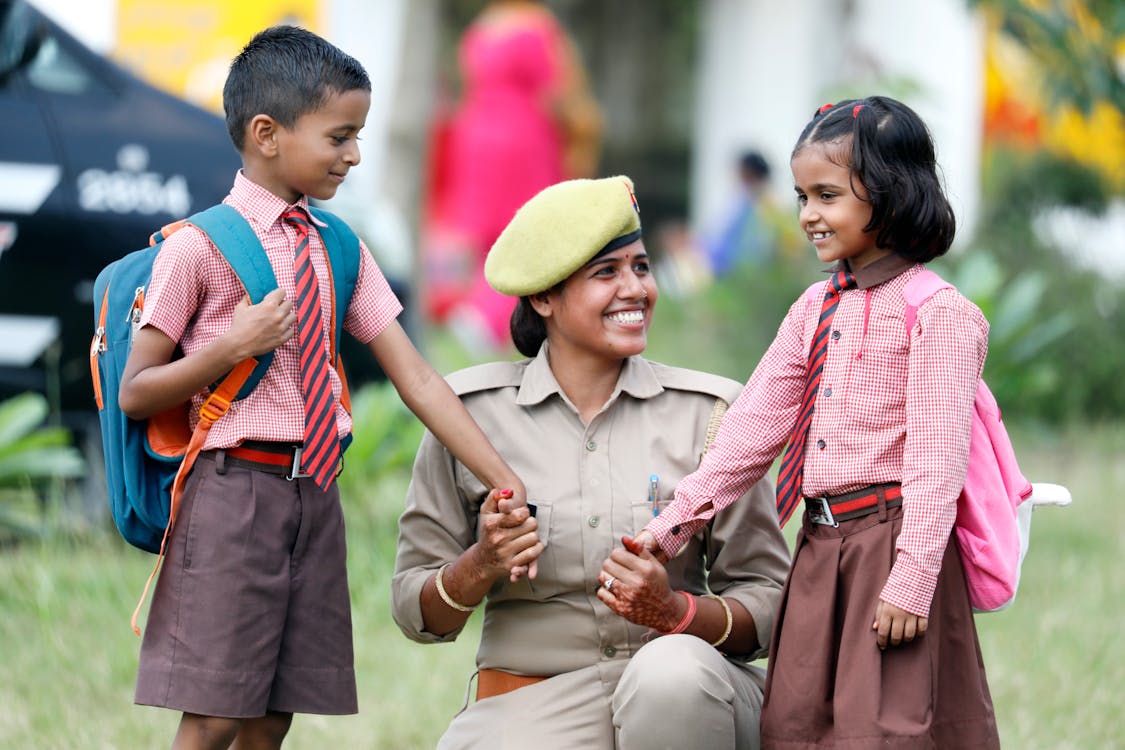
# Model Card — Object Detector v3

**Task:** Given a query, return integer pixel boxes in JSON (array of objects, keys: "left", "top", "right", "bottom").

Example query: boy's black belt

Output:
[{"left": 805, "top": 483, "right": 902, "bottom": 527}]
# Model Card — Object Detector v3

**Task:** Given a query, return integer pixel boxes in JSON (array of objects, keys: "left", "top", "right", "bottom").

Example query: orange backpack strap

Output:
[
  {"left": 130, "top": 357, "right": 259, "bottom": 634},
  {"left": 89, "top": 285, "right": 109, "bottom": 410}
]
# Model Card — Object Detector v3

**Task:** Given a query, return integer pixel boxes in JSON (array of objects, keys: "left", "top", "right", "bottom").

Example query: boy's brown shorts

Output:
[{"left": 135, "top": 451, "right": 357, "bottom": 717}]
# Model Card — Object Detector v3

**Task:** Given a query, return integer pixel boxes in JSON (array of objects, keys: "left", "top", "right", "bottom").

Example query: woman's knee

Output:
[
  {"left": 618, "top": 635, "right": 735, "bottom": 708},
  {"left": 614, "top": 636, "right": 740, "bottom": 748}
]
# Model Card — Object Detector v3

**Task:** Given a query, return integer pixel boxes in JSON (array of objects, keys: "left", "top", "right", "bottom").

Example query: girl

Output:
[{"left": 625, "top": 96, "right": 1000, "bottom": 748}]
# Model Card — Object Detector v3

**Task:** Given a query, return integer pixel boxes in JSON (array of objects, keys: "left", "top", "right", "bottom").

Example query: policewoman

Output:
[{"left": 391, "top": 176, "right": 790, "bottom": 749}]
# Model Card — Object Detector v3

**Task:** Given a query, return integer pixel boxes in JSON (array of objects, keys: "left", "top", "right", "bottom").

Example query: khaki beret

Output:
[{"left": 484, "top": 176, "right": 642, "bottom": 296}]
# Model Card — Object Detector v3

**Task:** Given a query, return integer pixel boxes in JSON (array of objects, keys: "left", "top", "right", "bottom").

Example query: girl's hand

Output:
[
  {"left": 872, "top": 599, "right": 929, "bottom": 649},
  {"left": 597, "top": 541, "right": 681, "bottom": 632},
  {"left": 496, "top": 485, "right": 538, "bottom": 581},
  {"left": 624, "top": 531, "right": 669, "bottom": 564},
  {"left": 474, "top": 488, "right": 542, "bottom": 583}
]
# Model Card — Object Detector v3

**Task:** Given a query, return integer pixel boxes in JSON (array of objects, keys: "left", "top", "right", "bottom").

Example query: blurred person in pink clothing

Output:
[{"left": 422, "top": 0, "right": 602, "bottom": 353}]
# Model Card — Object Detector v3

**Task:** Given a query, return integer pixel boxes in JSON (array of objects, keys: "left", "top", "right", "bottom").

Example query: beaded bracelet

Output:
[
  {"left": 703, "top": 594, "right": 733, "bottom": 647},
  {"left": 435, "top": 563, "right": 477, "bottom": 613},
  {"left": 661, "top": 590, "right": 698, "bottom": 635}
]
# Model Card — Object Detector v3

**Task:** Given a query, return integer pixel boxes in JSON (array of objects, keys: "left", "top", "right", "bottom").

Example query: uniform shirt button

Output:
[
  {"left": 603, "top": 646, "right": 617, "bottom": 658},
  {"left": 823, "top": 386, "right": 832, "bottom": 397},
  {"left": 588, "top": 515, "right": 600, "bottom": 527},
  {"left": 816, "top": 439, "right": 826, "bottom": 449},
  {"left": 585, "top": 439, "right": 597, "bottom": 452},
  {"left": 831, "top": 330, "right": 841, "bottom": 340}
]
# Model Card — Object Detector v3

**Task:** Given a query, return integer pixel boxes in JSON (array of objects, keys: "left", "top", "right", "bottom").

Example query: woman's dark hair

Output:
[
  {"left": 223, "top": 25, "right": 371, "bottom": 152},
  {"left": 791, "top": 96, "right": 956, "bottom": 262},
  {"left": 510, "top": 296, "right": 548, "bottom": 358}
]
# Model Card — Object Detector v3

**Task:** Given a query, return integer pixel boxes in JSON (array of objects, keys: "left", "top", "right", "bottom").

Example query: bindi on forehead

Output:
[{"left": 585, "top": 250, "right": 645, "bottom": 269}]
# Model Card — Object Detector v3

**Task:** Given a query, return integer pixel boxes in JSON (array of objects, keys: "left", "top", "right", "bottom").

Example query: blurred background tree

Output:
[
  {"left": 944, "top": 0, "right": 1125, "bottom": 423},
  {"left": 0, "top": 392, "right": 84, "bottom": 543},
  {"left": 970, "top": 0, "right": 1125, "bottom": 116}
]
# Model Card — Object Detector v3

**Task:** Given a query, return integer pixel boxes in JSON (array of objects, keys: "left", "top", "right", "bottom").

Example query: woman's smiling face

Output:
[{"left": 534, "top": 239, "right": 657, "bottom": 364}]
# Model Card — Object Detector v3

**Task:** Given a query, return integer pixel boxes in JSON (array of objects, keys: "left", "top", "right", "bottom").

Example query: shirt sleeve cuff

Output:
[
  {"left": 879, "top": 554, "right": 939, "bottom": 618},
  {"left": 718, "top": 588, "right": 781, "bottom": 662},
  {"left": 391, "top": 568, "right": 466, "bottom": 645},
  {"left": 644, "top": 513, "right": 696, "bottom": 560}
]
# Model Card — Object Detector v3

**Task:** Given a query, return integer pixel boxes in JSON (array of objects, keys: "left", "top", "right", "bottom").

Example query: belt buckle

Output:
[
  {"left": 806, "top": 497, "right": 839, "bottom": 527},
  {"left": 286, "top": 446, "right": 311, "bottom": 481}
]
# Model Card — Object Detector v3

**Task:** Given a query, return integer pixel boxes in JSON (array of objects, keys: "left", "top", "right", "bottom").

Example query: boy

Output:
[{"left": 119, "top": 25, "right": 532, "bottom": 750}]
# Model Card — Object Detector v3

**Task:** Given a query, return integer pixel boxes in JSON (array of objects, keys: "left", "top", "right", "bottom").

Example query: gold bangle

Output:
[
  {"left": 435, "top": 563, "right": 477, "bottom": 613},
  {"left": 703, "top": 594, "right": 733, "bottom": 648}
]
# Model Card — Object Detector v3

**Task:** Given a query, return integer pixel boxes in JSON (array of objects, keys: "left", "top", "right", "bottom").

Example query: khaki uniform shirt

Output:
[{"left": 392, "top": 345, "right": 791, "bottom": 677}]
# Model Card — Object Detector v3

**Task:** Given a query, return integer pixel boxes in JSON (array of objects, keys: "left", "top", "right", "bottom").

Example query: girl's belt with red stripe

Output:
[{"left": 805, "top": 483, "right": 902, "bottom": 527}]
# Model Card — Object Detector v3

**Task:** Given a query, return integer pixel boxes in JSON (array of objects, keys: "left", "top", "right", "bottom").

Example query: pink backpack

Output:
[
  {"left": 904, "top": 270, "right": 1031, "bottom": 611},
  {"left": 803, "top": 269, "right": 1066, "bottom": 612}
]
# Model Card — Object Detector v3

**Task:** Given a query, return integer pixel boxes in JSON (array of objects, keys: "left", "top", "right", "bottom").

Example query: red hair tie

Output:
[
  {"left": 818, "top": 103, "right": 834, "bottom": 114},
  {"left": 853, "top": 104, "right": 865, "bottom": 118}
]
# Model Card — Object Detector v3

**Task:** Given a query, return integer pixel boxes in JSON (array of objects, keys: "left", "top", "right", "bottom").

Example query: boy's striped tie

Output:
[
  {"left": 775, "top": 269, "right": 857, "bottom": 525},
  {"left": 283, "top": 206, "right": 340, "bottom": 491}
]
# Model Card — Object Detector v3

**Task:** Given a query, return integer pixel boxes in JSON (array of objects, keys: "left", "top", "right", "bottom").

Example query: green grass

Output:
[
  {"left": 974, "top": 425, "right": 1125, "bottom": 750},
  {"left": 0, "top": 474, "right": 480, "bottom": 749},
  {"left": 1, "top": 425, "right": 1120, "bottom": 748}
]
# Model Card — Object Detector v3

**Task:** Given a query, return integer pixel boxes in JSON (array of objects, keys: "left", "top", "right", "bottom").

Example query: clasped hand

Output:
[
  {"left": 597, "top": 535, "right": 682, "bottom": 632},
  {"left": 474, "top": 488, "right": 543, "bottom": 583}
]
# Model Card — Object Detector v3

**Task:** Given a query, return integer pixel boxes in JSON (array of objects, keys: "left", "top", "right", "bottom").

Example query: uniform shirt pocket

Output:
[
  {"left": 844, "top": 311, "right": 910, "bottom": 429},
  {"left": 630, "top": 475, "right": 673, "bottom": 535}
]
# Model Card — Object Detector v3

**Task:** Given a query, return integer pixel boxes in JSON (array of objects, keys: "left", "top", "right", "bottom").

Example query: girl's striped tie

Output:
[{"left": 775, "top": 269, "right": 857, "bottom": 525}]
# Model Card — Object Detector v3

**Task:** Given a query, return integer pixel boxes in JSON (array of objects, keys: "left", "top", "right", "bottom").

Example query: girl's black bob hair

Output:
[{"left": 792, "top": 96, "right": 956, "bottom": 262}]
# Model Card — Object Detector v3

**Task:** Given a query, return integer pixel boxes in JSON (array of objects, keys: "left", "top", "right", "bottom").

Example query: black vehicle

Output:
[
  {"left": 0, "top": 0, "right": 238, "bottom": 420},
  {"left": 0, "top": 0, "right": 394, "bottom": 431}
]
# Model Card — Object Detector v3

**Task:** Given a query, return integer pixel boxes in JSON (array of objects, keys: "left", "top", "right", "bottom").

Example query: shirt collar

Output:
[
  {"left": 229, "top": 170, "right": 324, "bottom": 229},
  {"left": 515, "top": 341, "right": 664, "bottom": 408},
  {"left": 828, "top": 253, "right": 915, "bottom": 290}
]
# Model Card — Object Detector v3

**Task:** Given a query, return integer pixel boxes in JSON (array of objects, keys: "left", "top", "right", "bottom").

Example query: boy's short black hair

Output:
[
  {"left": 223, "top": 25, "right": 371, "bottom": 152},
  {"left": 791, "top": 96, "right": 956, "bottom": 262}
]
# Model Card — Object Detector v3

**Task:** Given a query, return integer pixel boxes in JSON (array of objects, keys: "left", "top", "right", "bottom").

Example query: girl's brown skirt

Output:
[{"left": 760, "top": 502, "right": 1000, "bottom": 749}]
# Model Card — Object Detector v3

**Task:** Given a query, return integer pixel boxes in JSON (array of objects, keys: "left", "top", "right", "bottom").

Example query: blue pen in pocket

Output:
[{"left": 649, "top": 474, "right": 660, "bottom": 516}]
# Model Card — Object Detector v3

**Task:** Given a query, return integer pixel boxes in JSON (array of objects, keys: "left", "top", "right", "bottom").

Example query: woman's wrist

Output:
[
  {"left": 659, "top": 591, "right": 697, "bottom": 635},
  {"left": 434, "top": 555, "right": 497, "bottom": 611},
  {"left": 467, "top": 543, "right": 509, "bottom": 585},
  {"left": 435, "top": 563, "right": 476, "bottom": 612},
  {"left": 702, "top": 594, "right": 734, "bottom": 648}
]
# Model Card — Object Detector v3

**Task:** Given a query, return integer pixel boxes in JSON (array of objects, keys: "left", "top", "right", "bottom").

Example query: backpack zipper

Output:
[{"left": 128, "top": 287, "right": 145, "bottom": 343}]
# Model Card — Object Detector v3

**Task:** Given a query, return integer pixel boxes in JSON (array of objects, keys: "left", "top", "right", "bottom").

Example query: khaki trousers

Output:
[{"left": 438, "top": 634, "right": 765, "bottom": 750}]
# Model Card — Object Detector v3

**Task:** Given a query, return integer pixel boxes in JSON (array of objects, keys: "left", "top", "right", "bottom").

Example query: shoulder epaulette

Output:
[
  {"left": 645, "top": 361, "right": 742, "bottom": 406},
  {"left": 445, "top": 360, "right": 529, "bottom": 396}
]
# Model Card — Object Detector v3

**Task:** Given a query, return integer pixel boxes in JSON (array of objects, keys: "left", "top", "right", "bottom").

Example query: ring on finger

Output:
[{"left": 603, "top": 576, "right": 616, "bottom": 592}]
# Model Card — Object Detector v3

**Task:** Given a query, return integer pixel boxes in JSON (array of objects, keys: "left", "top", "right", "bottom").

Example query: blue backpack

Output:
[{"left": 91, "top": 204, "right": 360, "bottom": 555}]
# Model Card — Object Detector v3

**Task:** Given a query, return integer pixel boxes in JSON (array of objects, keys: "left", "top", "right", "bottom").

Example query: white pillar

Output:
[
  {"left": 692, "top": 0, "right": 983, "bottom": 245},
  {"left": 849, "top": 0, "right": 984, "bottom": 245},
  {"left": 324, "top": 0, "right": 414, "bottom": 278},
  {"left": 691, "top": 0, "right": 843, "bottom": 231},
  {"left": 33, "top": 0, "right": 117, "bottom": 52}
]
